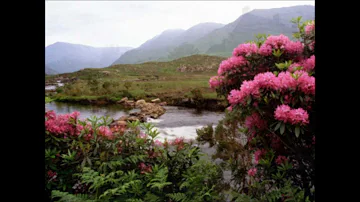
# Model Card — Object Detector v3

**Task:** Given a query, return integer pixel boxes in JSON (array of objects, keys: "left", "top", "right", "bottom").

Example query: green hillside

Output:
[{"left": 46, "top": 55, "right": 227, "bottom": 105}]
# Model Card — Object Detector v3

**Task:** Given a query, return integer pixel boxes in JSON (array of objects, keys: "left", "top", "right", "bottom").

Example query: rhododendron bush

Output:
[
  {"left": 200, "top": 17, "right": 315, "bottom": 201},
  {"left": 45, "top": 110, "right": 224, "bottom": 201}
]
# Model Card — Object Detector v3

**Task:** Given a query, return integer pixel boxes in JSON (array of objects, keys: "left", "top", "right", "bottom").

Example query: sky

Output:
[{"left": 45, "top": 1, "right": 315, "bottom": 48}]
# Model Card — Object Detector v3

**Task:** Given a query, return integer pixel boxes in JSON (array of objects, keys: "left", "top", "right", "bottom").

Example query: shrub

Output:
[
  {"left": 45, "top": 111, "right": 223, "bottom": 201},
  {"left": 199, "top": 16, "right": 315, "bottom": 201}
]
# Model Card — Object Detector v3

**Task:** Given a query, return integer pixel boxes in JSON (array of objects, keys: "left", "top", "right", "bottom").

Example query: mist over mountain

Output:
[
  {"left": 112, "top": 5, "right": 314, "bottom": 64},
  {"left": 112, "top": 23, "right": 224, "bottom": 65},
  {"left": 45, "top": 42, "right": 133, "bottom": 73}
]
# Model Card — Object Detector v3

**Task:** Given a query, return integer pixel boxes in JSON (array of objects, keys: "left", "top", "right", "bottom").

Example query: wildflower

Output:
[{"left": 248, "top": 168, "right": 257, "bottom": 176}]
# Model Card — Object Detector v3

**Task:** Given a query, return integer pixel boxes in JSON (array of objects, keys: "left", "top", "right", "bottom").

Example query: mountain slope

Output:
[
  {"left": 45, "top": 42, "right": 133, "bottom": 73},
  {"left": 112, "top": 23, "right": 224, "bottom": 65},
  {"left": 194, "top": 5, "right": 315, "bottom": 56},
  {"left": 45, "top": 65, "right": 58, "bottom": 75}
]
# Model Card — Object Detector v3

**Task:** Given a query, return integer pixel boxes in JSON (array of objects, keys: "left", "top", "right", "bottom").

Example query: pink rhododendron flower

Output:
[
  {"left": 285, "top": 41, "right": 304, "bottom": 54},
  {"left": 275, "top": 155, "right": 288, "bottom": 165},
  {"left": 154, "top": 140, "right": 163, "bottom": 147},
  {"left": 233, "top": 43, "right": 258, "bottom": 57},
  {"left": 296, "top": 71, "right": 315, "bottom": 95},
  {"left": 254, "top": 148, "right": 267, "bottom": 164},
  {"left": 245, "top": 113, "right": 266, "bottom": 131},
  {"left": 209, "top": 76, "right": 224, "bottom": 89},
  {"left": 277, "top": 72, "right": 297, "bottom": 90},
  {"left": 217, "top": 56, "right": 248, "bottom": 75},
  {"left": 274, "top": 105, "right": 309, "bottom": 125},
  {"left": 254, "top": 72, "right": 279, "bottom": 90},
  {"left": 259, "top": 44, "right": 272, "bottom": 56},
  {"left": 305, "top": 21, "right": 315, "bottom": 34},
  {"left": 274, "top": 105, "right": 292, "bottom": 123},
  {"left": 227, "top": 106, "right": 233, "bottom": 112},
  {"left": 45, "top": 111, "right": 80, "bottom": 136},
  {"left": 264, "top": 34, "right": 291, "bottom": 50},
  {"left": 248, "top": 168, "right": 257, "bottom": 176},
  {"left": 302, "top": 55, "right": 315, "bottom": 72},
  {"left": 97, "top": 126, "right": 113, "bottom": 138}
]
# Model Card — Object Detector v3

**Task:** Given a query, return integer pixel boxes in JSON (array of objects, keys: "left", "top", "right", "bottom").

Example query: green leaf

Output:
[
  {"left": 295, "top": 126, "right": 300, "bottom": 138},
  {"left": 299, "top": 96, "right": 303, "bottom": 102},
  {"left": 280, "top": 123, "right": 285, "bottom": 135},
  {"left": 274, "top": 122, "right": 281, "bottom": 131},
  {"left": 247, "top": 97, "right": 252, "bottom": 105}
]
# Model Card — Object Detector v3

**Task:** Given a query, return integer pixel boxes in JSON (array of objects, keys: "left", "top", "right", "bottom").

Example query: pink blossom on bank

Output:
[
  {"left": 233, "top": 43, "right": 258, "bottom": 57},
  {"left": 277, "top": 71, "right": 297, "bottom": 90},
  {"left": 209, "top": 76, "right": 224, "bottom": 89},
  {"left": 227, "top": 106, "right": 233, "bottom": 112},
  {"left": 248, "top": 168, "right": 257, "bottom": 176},
  {"left": 287, "top": 63, "right": 303, "bottom": 73},
  {"left": 289, "top": 108, "right": 309, "bottom": 125},
  {"left": 154, "top": 140, "right": 163, "bottom": 147},
  {"left": 285, "top": 41, "right": 304, "bottom": 54},
  {"left": 297, "top": 71, "right": 315, "bottom": 95},
  {"left": 275, "top": 155, "right": 288, "bottom": 165},
  {"left": 45, "top": 111, "right": 80, "bottom": 136},
  {"left": 245, "top": 113, "right": 267, "bottom": 131},
  {"left": 217, "top": 56, "right": 248, "bottom": 75},
  {"left": 274, "top": 105, "right": 309, "bottom": 125},
  {"left": 302, "top": 55, "right": 315, "bottom": 72},
  {"left": 254, "top": 148, "right": 267, "bottom": 164},
  {"left": 305, "top": 21, "right": 315, "bottom": 34},
  {"left": 254, "top": 72, "right": 279, "bottom": 90},
  {"left": 274, "top": 105, "right": 292, "bottom": 123},
  {"left": 264, "top": 34, "right": 291, "bottom": 50},
  {"left": 97, "top": 126, "right": 113, "bottom": 138},
  {"left": 259, "top": 44, "right": 272, "bottom": 56}
]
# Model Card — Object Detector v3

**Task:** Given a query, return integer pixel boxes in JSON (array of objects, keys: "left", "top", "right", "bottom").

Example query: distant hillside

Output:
[
  {"left": 45, "top": 65, "right": 58, "bottom": 75},
  {"left": 113, "top": 5, "right": 314, "bottom": 63},
  {"left": 112, "top": 23, "right": 224, "bottom": 65},
  {"left": 45, "top": 42, "right": 133, "bottom": 73}
]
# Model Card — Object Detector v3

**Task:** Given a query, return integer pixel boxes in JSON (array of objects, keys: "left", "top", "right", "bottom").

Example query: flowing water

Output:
[{"left": 45, "top": 102, "right": 224, "bottom": 141}]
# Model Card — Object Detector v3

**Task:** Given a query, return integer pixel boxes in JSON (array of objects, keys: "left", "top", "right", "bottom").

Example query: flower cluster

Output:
[
  {"left": 233, "top": 43, "right": 258, "bottom": 57},
  {"left": 45, "top": 111, "right": 80, "bottom": 136},
  {"left": 305, "top": 21, "right": 315, "bottom": 34},
  {"left": 254, "top": 148, "right": 267, "bottom": 164},
  {"left": 138, "top": 162, "right": 152, "bottom": 174},
  {"left": 275, "top": 155, "right": 288, "bottom": 165},
  {"left": 217, "top": 56, "right": 248, "bottom": 75},
  {"left": 274, "top": 105, "right": 309, "bottom": 125},
  {"left": 209, "top": 76, "right": 224, "bottom": 89},
  {"left": 259, "top": 34, "right": 303, "bottom": 56},
  {"left": 47, "top": 170, "right": 57, "bottom": 182},
  {"left": 248, "top": 168, "right": 257, "bottom": 177},
  {"left": 227, "top": 71, "right": 315, "bottom": 106},
  {"left": 245, "top": 113, "right": 267, "bottom": 131}
]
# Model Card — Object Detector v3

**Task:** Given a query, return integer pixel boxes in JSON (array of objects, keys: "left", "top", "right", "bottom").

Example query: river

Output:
[{"left": 45, "top": 102, "right": 224, "bottom": 141}]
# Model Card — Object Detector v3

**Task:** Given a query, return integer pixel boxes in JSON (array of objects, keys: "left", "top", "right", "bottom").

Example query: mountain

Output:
[
  {"left": 194, "top": 5, "right": 315, "bottom": 56},
  {"left": 45, "top": 42, "right": 133, "bottom": 73},
  {"left": 112, "top": 23, "right": 224, "bottom": 65},
  {"left": 113, "top": 5, "right": 314, "bottom": 64},
  {"left": 45, "top": 65, "right": 58, "bottom": 75}
]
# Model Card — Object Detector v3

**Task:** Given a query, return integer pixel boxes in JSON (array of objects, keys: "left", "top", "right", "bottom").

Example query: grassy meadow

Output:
[{"left": 46, "top": 54, "right": 228, "bottom": 107}]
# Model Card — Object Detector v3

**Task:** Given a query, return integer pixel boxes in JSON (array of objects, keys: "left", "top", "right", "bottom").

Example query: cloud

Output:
[{"left": 46, "top": 1, "right": 314, "bottom": 48}]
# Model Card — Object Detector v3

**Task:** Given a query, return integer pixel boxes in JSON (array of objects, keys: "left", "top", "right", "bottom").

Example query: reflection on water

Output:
[{"left": 45, "top": 102, "right": 224, "bottom": 141}]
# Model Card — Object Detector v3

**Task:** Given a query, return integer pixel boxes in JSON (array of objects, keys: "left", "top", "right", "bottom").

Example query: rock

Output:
[
  {"left": 159, "top": 102, "right": 167, "bottom": 106},
  {"left": 118, "top": 116, "right": 129, "bottom": 121},
  {"left": 101, "top": 71, "right": 111, "bottom": 75},
  {"left": 135, "top": 99, "right": 146, "bottom": 108},
  {"left": 139, "top": 102, "right": 166, "bottom": 119},
  {"left": 182, "top": 98, "right": 189, "bottom": 102},
  {"left": 124, "top": 100, "right": 135, "bottom": 106},
  {"left": 117, "top": 97, "right": 128, "bottom": 104},
  {"left": 151, "top": 98, "right": 161, "bottom": 103}
]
